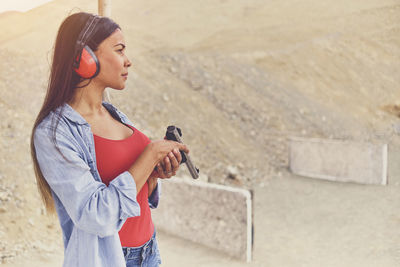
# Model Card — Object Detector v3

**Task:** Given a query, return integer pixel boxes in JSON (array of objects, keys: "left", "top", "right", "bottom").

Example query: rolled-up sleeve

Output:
[
  {"left": 148, "top": 180, "right": 161, "bottom": 209},
  {"left": 34, "top": 126, "right": 140, "bottom": 238}
]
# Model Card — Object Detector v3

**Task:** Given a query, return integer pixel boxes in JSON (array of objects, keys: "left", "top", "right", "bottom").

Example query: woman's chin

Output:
[{"left": 110, "top": 84, "right": 126, "bottom": 90}]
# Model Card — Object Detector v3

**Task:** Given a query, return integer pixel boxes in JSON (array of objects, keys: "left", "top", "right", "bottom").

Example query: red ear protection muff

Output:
[
  {"left": 73, "top": 15, "right": 101, "bottom": 79},
  {"left": 74, "top": 45, "right": 100, "bottom": 79}
]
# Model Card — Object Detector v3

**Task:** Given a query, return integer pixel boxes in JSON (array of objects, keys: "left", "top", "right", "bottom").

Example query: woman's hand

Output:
[
  {"left": 147, "top": 145, "right": 185, "bottom": 197},
  {"left": 158, "top": 148, "right": 182, "bottom": 178},
  {"left": 147, "top": 140, "right": 188, "bottom": 165},
  {"left": 129, "top": 140, "right": 188, "bottom": 194},
  {"left": 149, "top": 148, "right": 183, "bottom": 179}
]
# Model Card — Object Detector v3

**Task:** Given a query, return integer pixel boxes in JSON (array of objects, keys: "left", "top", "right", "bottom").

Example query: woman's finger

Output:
[
  {"left": 177, "top": 143, "right": 189, "bottom": 154},
  {"left": 163, "top": 156, "right": 172, "bottom": 176},
  {"left": 172, "top": 148, "right": 182, "bottom": 164},
  {"left": 156, "top": 163, "right": 166, "bottom": 179},
  {"left": 166, "top": 141, "right": 188, "bottom": 154},
  {"left": 168, "top": 151, "right": 180, "bottom": 172}
]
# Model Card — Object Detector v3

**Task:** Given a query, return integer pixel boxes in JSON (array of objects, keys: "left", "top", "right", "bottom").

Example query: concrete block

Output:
[
  {"left": 387, "top": 137, "right": 400, "bottom": 186},
  {"left": 152, "top": 178, "right": 253, "bottom": 262},
  {"left": 289, "top": 137, "right": 387, "bottom": 185}
]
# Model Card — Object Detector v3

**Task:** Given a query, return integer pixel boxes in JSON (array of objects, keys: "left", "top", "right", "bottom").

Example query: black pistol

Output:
[{"left": 165, "top": 126, "right": 199, "bottom": 179}]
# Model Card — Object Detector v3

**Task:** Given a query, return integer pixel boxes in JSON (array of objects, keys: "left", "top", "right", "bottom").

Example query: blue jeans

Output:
[{"left": 122, "top": 230, "right": 161, "bottom": 267}]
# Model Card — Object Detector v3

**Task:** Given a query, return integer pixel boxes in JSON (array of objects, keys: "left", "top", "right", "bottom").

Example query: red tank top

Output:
[{"left": 93, "top": 124, "right": 154, "bottom": 247}]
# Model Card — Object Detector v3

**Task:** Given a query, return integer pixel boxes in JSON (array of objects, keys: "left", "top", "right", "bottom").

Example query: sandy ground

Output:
[
  {"left": 1, "top": 0, "right": 400, "bottom": 266},
  {"left": 2, "top": 170, "right": 400, "bottom": 267}
]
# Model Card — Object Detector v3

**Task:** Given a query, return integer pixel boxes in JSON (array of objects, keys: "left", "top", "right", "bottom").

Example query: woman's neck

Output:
[{"left": 68, "top": 80, "right": 106, "bottom": 117}]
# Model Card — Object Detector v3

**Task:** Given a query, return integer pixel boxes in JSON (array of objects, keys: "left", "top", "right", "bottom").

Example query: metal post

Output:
[
  {"left": 99, "top": 0, "right": 112, "bottom": 102},
  {"left": 98, "top": 0, "right": 111, "bottom": 17}
]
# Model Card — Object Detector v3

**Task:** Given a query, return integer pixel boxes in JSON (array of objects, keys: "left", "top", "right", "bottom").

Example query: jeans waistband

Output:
[{"left": 122, "top": 229, "right": 156, "bottom": 255}]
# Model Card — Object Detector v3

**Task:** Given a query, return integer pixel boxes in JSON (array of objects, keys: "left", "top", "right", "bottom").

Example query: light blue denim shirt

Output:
[{"left": 33, "top": 102, "right": 160, "bottom": 267}]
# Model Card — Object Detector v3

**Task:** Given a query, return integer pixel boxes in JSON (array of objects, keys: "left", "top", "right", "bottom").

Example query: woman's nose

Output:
[{"left": 125, "top": 59, "right": 132, "bottom": 67}]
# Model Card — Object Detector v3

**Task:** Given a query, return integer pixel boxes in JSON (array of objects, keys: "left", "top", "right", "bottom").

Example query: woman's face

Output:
[{"left": 94, "top": 29, "right": 131, "bottom": 90}]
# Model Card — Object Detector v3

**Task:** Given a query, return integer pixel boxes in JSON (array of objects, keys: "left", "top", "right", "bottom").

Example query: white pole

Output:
[{"left": 99, "top": 0, "right": 112, "bottom": 102}]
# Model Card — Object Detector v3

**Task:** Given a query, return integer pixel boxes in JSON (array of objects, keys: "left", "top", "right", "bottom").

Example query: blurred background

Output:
[{"left": 0, "top": 0, "right": 399, "bottom": 266}]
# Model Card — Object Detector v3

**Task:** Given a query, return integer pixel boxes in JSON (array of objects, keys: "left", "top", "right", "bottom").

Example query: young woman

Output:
[{"left": 30, "top": 12, "right": 188, "bottom": 267}]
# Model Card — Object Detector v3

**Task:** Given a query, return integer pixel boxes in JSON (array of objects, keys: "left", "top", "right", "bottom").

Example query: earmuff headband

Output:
[{"left": 73, "top": 15, "right": 101, "bottom": 69}]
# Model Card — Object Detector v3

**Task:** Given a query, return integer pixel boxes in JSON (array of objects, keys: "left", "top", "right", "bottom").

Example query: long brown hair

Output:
[{"left": 30, "top": 12, "right": 120, "bottom": 214}]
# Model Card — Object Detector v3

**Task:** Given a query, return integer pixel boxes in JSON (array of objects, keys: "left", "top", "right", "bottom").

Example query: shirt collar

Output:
[{"left": 56, "top": 102, "right": 121, "bottom": 125}]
